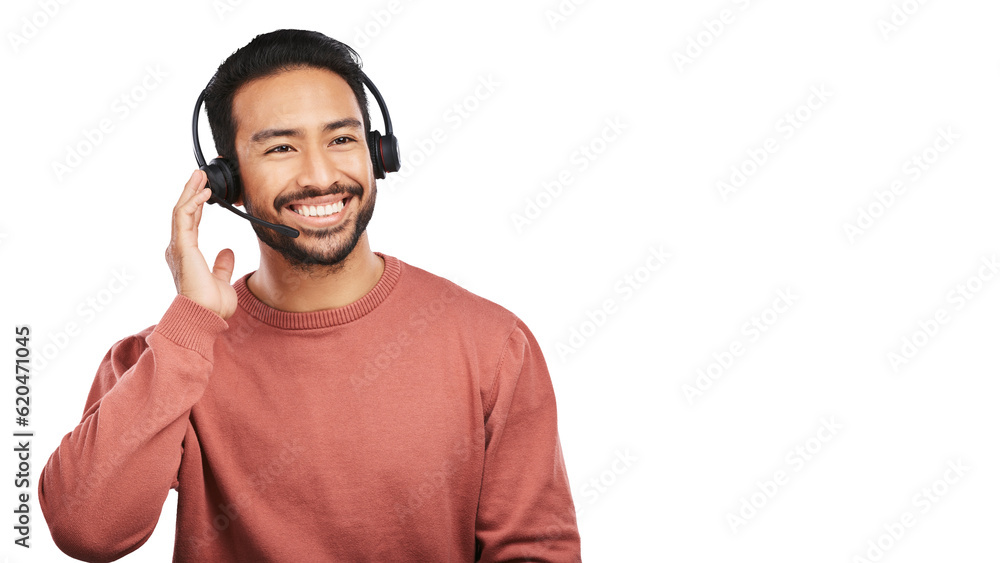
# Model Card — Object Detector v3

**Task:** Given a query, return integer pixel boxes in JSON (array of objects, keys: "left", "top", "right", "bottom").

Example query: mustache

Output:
[{"left": 272, "top": 182, "right": 364, "bottom": 212}]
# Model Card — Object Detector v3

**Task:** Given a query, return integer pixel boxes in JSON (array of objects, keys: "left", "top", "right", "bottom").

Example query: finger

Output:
[
  {"left": 173, "top": 185, "right": 211, "bottom": 236},
  {"left": 172, "top": 185, "right": 213, "bottom": 249},
  {"left": 179, "top": 177, "right": 211, "bottom": 214},
  {"left": 176, "top": 170, "right": 206, "bottom": 208},
  {"left": 171, "top": 171, "right": 208, "bottom": 241},
  {"left": 194, "top": 187, "right": 207, "bottom": 225},
  {"left": 212, "top": 248, "right": 236, "bottom": 283}
]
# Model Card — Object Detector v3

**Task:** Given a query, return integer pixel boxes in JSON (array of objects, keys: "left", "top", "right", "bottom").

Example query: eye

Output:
[
  {"left": 331, "top": 136, "right": 354, "bottom": 146},
  {"left": 265, "top": 144, "right": 293, "bottom": 154}
]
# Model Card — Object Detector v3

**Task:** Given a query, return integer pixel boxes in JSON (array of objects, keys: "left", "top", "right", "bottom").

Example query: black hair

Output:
[{"left": 203, "top": 29, "right": 370, "bottom": 167}]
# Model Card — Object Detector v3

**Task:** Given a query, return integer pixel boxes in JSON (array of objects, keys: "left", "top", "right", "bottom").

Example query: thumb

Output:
[{"left": 212, "top": 248, "right": 235, "bottom": 283}]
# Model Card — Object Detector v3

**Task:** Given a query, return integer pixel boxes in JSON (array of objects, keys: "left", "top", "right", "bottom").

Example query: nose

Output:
[{"left": 294, "top": 145, "right": 345, "bottom": 191}]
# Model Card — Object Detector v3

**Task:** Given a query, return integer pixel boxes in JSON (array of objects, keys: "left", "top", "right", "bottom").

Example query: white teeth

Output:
[{"left": 292, "top": 199, "right": 346, "bottom": 217}]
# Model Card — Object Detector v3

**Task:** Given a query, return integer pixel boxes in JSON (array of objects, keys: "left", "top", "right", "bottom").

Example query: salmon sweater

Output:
[{"left": 38, "top": 253, "right": 581, "bottom": 562}]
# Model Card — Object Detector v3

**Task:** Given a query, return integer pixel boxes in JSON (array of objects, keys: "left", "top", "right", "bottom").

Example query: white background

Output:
[{"left": 2, "top": 0, "right": 999, "bottom": 561}]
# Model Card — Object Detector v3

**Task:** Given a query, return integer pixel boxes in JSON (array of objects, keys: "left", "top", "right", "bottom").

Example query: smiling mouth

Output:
[{"left": 286, "top": 195, "right": 351, "bottom": 218}]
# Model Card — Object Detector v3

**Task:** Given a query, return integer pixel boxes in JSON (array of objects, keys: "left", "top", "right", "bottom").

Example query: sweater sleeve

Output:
[
  {"left": 475, "top": 319, "right": 582, "bottom": 563},
  {"left": 38, "top": 294, "right": 228, "bottom": 562}
]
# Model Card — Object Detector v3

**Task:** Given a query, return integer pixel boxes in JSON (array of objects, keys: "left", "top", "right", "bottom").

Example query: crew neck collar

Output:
[{"left": 233, "top": 252, "right": 400, "bottom": 329}]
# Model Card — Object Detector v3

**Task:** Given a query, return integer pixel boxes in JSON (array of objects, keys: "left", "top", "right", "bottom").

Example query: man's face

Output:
[{"left": 231, "top": 66, "right": 376, "bottom": 269}]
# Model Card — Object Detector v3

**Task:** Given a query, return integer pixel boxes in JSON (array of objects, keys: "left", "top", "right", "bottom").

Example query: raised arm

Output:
[
  {"left": 38, "top": 297, "right": 227, "bottom": 561},
  {"left": 39, "top": 170, "right": 237, "bottom": 561}
]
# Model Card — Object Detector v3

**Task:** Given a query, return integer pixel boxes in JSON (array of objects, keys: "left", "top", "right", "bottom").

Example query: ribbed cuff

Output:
[{"left": 152, "top": 294, "right": 229, "bottom": 360}]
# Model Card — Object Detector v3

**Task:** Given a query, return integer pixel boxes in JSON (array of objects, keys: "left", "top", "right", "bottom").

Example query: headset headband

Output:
[{"left": 192, "top": 69, "right": 397, "bottom": 171}]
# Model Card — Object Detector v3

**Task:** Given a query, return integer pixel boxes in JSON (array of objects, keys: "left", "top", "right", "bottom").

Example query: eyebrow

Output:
[{"left": 249, "top": 118, "right": 364, "bottom": 145}]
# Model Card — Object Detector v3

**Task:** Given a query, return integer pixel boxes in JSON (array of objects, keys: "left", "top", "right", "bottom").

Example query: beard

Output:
[{"left": 243, "top": 179, "right": 377, "bottom": 274}]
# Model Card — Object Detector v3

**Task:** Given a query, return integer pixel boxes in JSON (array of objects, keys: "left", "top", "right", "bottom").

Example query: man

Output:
[{"left": 38, "top": 29, "right": 581, "bottom": 562}]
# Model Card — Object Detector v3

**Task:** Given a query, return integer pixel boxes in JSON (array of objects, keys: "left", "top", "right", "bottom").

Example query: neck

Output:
[{"left": 246, "top": 233, "right": 385, "bottom": 313}]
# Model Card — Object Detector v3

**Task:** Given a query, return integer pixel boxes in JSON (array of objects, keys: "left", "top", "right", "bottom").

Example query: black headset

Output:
[{"left": 191, "top": 70, "right": 401, "bottom": 238}]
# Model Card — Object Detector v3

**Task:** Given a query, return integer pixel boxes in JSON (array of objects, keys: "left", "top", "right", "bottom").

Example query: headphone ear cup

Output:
[
  {"left": 379, "top": 133, "right": 401, "bottom": 176},
  {"left": 202, "top": 158, "right": 242, "bottom": 204},
  {"left": 367, "top": 130, "right": 402, "bottom": 180},
  {"left": 368, "top": 130, "right": 386, "bottom": 179}
]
